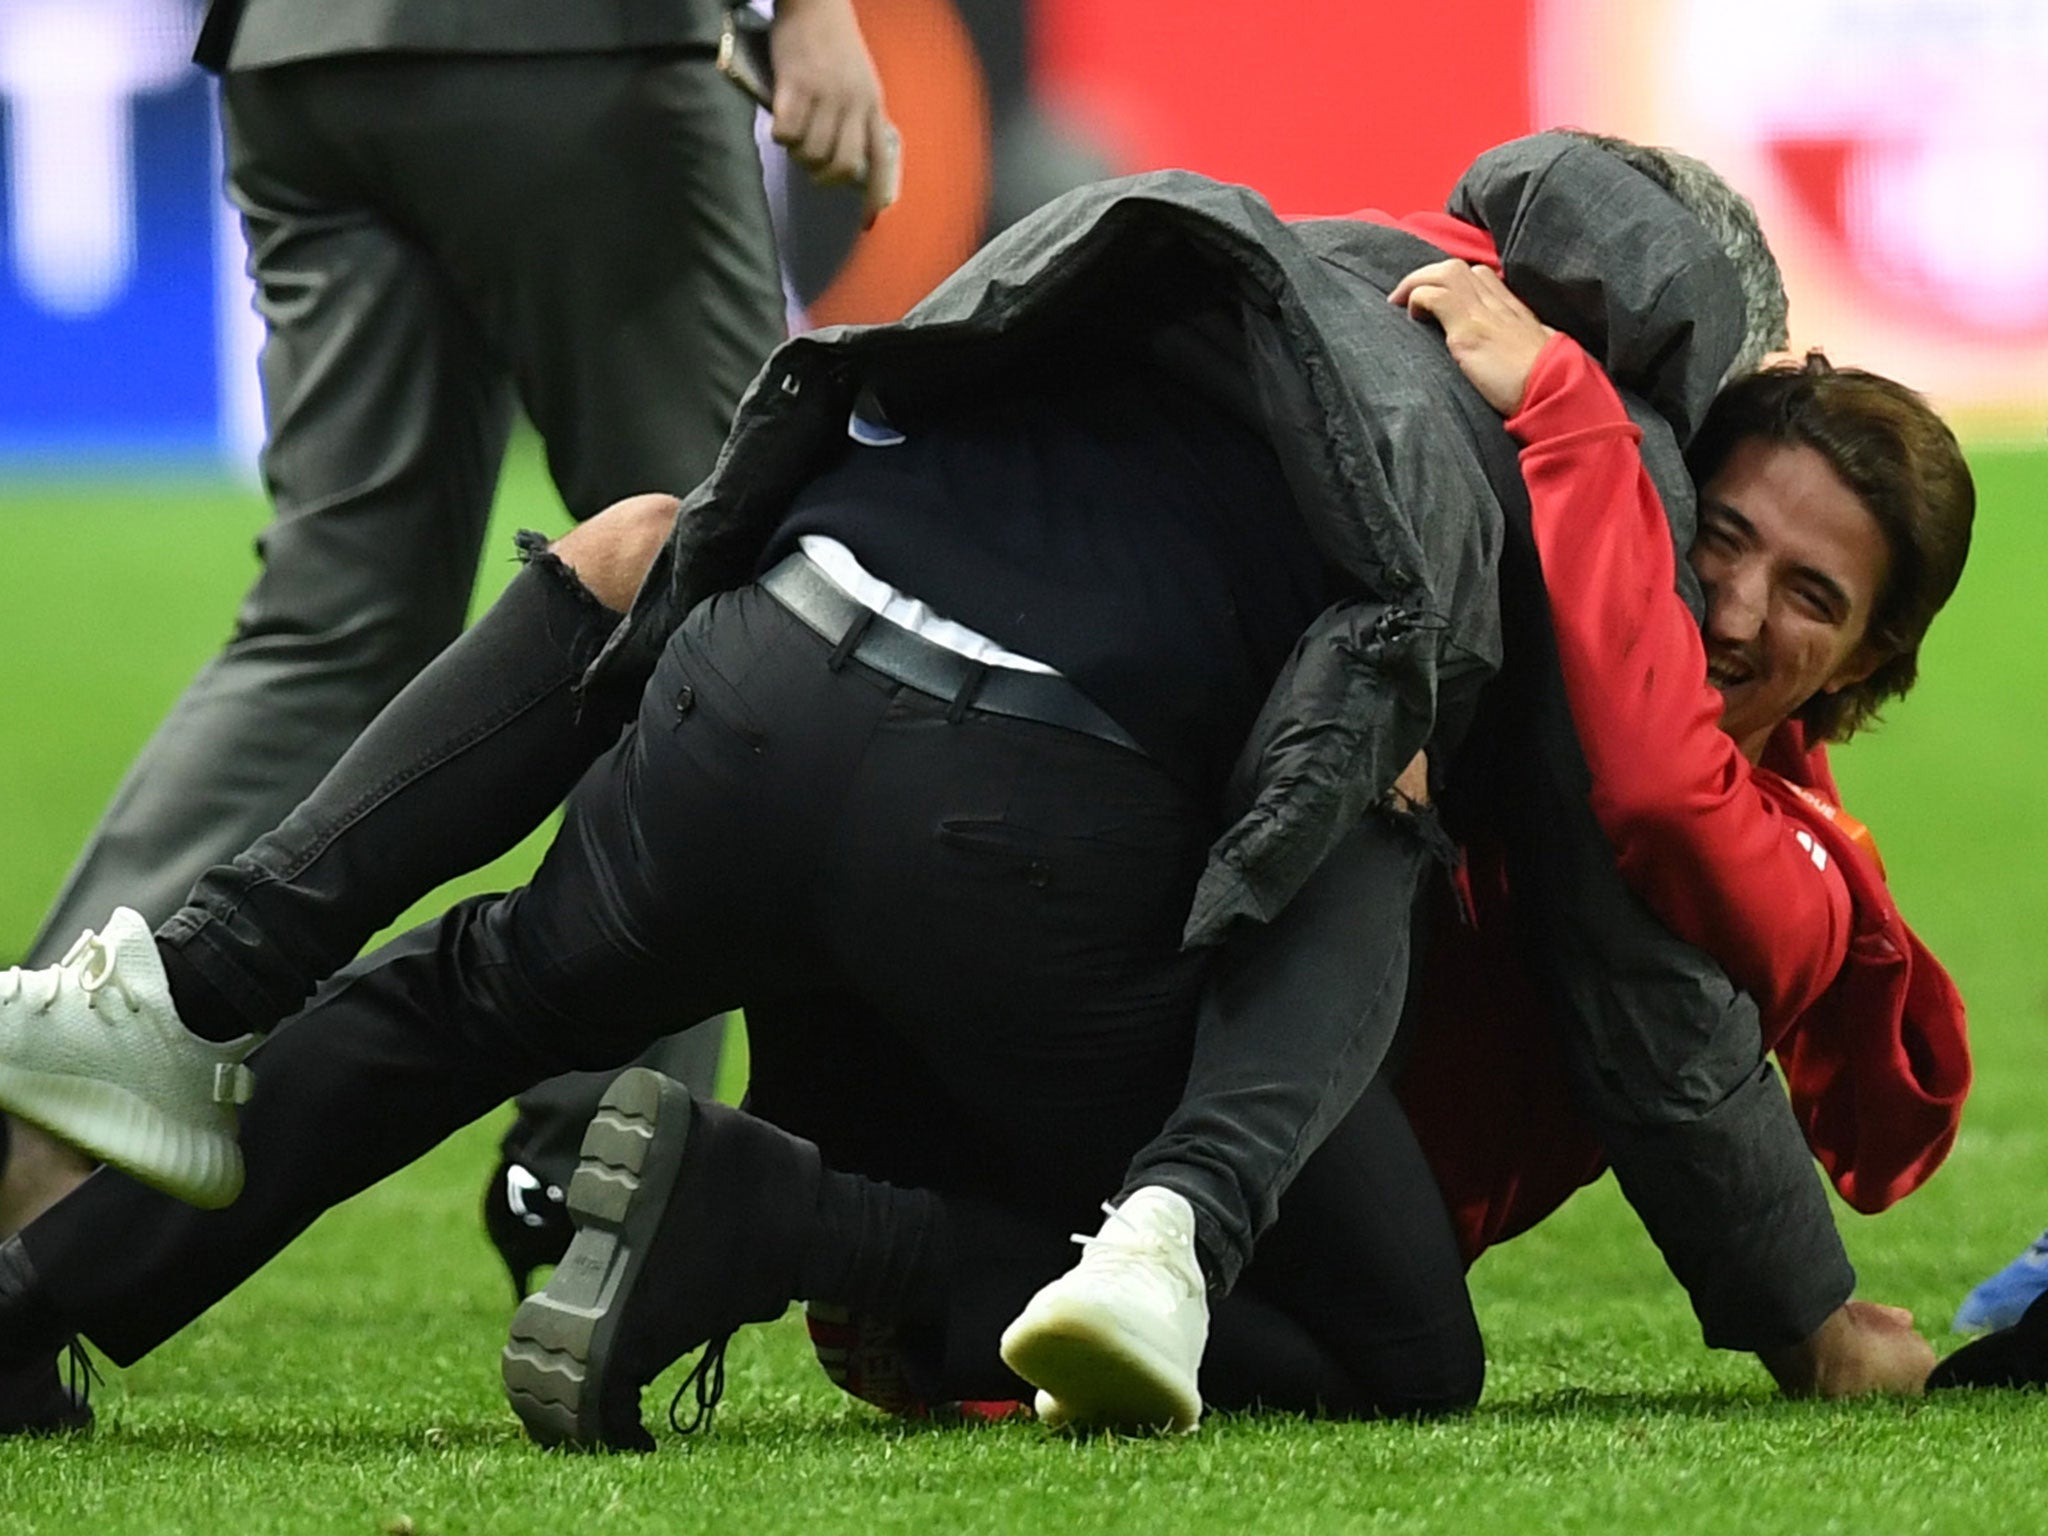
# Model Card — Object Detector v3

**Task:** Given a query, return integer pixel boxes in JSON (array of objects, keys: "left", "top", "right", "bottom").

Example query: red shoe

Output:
[{"left": 805, "top": 1302, "right": 1025, "bottom": 1423}]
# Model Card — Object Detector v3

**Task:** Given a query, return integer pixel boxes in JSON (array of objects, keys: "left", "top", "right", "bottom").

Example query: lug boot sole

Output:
[{"left": 502, "top": 1069, "right": 694, "bottom": 1451}]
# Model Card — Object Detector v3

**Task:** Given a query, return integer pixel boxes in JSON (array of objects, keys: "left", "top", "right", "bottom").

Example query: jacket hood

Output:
[{"left": 1448, "top": 132, "right": 1749, "bottom": 445}]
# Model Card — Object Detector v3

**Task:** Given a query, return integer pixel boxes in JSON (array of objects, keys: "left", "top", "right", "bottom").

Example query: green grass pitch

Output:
[{"left": 0, "top": 438, "right": 2043, "bottom": 1533}]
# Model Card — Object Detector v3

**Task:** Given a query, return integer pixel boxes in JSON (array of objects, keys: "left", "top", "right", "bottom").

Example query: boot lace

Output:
[
  {"left": 63, "top": 1338, "right": 102, "bottom": 1412},
  {"left": 667, "top": 1333, "right": 731, "bottom": 1436},
  {"left": 0, "top": 928, "right": 140, "bottom": 1018}
]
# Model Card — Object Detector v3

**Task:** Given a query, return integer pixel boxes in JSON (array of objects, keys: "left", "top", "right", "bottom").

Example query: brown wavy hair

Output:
[{"left": 1684, "top": 352, "right": 1975, "bottom": 742}]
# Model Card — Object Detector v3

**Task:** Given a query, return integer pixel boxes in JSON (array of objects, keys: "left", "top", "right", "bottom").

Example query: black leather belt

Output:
[{"left": 759, "top": 551, "right": 1145, "bottom": 756}]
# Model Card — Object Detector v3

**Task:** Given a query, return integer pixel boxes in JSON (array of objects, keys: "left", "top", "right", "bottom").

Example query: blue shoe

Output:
[{"left": 1953, "top": 1229, "right": 2048, "bottom": 1335}]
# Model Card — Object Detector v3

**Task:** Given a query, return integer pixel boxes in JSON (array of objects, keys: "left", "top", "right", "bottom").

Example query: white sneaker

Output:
[
  {"left": 0, "top": 908, "right": 256, "bottom": 1209},
  {"left": 999, "top": 1186, "right": 1207, "bottom": 1433}
]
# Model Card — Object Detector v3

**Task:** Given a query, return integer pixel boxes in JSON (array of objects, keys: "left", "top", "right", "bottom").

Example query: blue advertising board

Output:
[{"left": 0, "top": 1, "right": 240, "bottom": 465}]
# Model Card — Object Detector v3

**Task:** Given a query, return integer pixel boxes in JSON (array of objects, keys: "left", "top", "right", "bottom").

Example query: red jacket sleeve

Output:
[{"left": 1507, "top": 335, "right": 1857, "bottom": 1029}]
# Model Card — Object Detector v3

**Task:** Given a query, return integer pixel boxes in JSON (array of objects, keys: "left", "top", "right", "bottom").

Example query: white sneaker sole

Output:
[
  {"left": 0, "top": 1060, "right": 243, "bottom": 1209},
  {"left": 1000, "top": 1294, "right": 1201, "bottom": 1434}
]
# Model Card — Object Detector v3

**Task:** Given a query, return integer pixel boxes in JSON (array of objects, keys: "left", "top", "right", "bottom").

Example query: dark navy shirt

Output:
[{"left": 765, "top": 358, "right": 1331, "bottom": 797}]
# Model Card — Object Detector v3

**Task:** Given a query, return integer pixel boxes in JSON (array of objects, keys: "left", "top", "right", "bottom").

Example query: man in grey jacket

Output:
[
  {"left": 8, "top": 0, "right": 896, "bottom": 1298},
  {"left": 0, "top": 135, "right": 1906, "bottom": 1442}
]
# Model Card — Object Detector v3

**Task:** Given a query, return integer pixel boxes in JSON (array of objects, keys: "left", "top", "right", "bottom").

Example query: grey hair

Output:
[{"left": 1558, "top": 129, "right": 1789, "bottom": 383}]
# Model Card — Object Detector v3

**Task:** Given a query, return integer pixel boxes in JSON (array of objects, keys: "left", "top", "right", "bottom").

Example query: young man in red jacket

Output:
[{"left": 1381, "top": 252, "right": 1970, "bottom": 1217}]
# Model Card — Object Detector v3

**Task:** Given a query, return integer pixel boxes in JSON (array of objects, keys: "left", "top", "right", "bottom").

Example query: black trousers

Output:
[
  {"left": 747, "top": 996, "right": 1481, "bottom": 1417},
  {"left": 22, "top": 542, "right": 1848, "bottom": 1375},
  {"left": 33, "top": 580, "right": 1233, "bottom": 1356},
  {"left": 29, "top": 564, "right": 1469, "bottom": 1407}
]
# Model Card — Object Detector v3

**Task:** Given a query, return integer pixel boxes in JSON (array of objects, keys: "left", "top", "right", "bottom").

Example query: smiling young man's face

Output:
[{"left": 1688, "top": 437, "right": 1893, "bottom": 762}]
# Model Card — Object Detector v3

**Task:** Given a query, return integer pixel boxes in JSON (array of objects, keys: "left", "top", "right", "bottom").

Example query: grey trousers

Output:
[
  {"left": 31, "top": 50, "right": 784, "bottom": 962},
  {"left": 29, "top": 51, "right": 782, "bottom": 1138}
]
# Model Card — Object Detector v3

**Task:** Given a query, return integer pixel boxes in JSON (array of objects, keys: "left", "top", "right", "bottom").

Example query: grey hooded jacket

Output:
[{"left": 596, "top": 134, "right": 1739, "bottom": 944}]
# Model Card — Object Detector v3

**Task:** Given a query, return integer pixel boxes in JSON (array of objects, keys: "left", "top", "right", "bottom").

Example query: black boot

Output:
[
  {"left": 1928, "top": 1288, "right": 2048, "bottom": 1391},
  {"left": 480, "top": 1159, "right": 574, "bottom": 1301},
  {"left": 0, "top": 1344, "right": 94, "bottom": 1438},
  {"left": 0, "top": 1237, "right": 94, "bottom": 1437},
  {"left": 0, "top": 1237, "right": 74, "bottom": 1366},
  {"left": 500, "top": 1070, "right": 821, "bottom": 1452}
]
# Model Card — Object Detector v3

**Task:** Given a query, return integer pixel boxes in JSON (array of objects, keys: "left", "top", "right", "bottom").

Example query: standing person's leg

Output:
[
  {"left": 1, "top": 59, "right": 524, "bottom": 1224},
  {"left": 28, "top": 62, "right": 512, "bottom": 965},
  {"left": 174, "top": 54, "right": 784, "bottom": 1017},
  {"left": 408, "top": 53, "right": 785, "bottom": 523},
  {"left": 389, "top": 51, "right": 789, "bottom": 1252}
]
